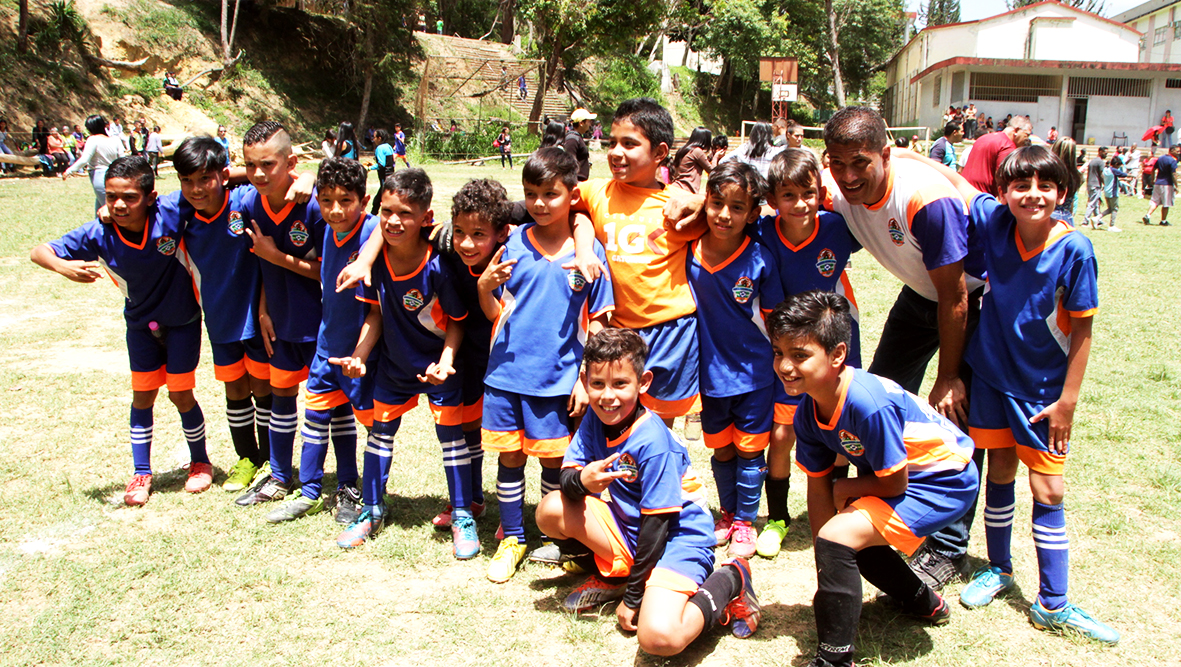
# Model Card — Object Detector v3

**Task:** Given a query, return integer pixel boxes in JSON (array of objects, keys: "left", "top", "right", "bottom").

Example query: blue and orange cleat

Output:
[
  {"left": 337, "top": 507, "right": 383, "bottom": 549},
  {"left": 721, "top": 557, "right": 761, "bottom": 638}
]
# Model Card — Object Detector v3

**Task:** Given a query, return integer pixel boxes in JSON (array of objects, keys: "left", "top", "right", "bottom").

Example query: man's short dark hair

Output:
[
  {"left": 943, "top": 122, "right": 961, "bottom": 138},
  {"left": 705, "top": 160, "right": 766, "bottom": 205},
  {"left": 824, "top": 106, "right": 888, "bottom": 151},
  {"left": 451, "top": 178, "right": 512, "bottom": 232},
  {"left": 995, "top": 145, "right": 1072, "bottom": 195},
  {"left": 767, "top": 290, "right": 851, "bottom": 355},
  {"left": 522, "top": 147, "right": 578, "bottom": 189},
  {"left": 243, "top": 120, "right": 287, "bottom": 147},
  {"left": 583, "top": 328, "right": 648, "bottom": 379},
  {"left": 767, "top": 148, "right": 821, "bottom": 194},
  {"left": 612, "top": 98, "right": 674, "bottom": 152},
  {"left": 380, "top": 168, "right": 433, "bottom": 209},
  {"left": 316, "top": 156, "right": 368, "bottom": 199},
  {"left": 105, "top": 155, "right": 154, "bottom": 194},
  {"left": 173, "top": 136, "right": 228, "bottom": 176}
]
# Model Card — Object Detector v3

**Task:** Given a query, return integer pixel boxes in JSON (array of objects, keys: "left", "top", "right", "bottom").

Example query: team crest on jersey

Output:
[
  {"left": 289, "top": 221, "right": 310, "bottom": 247},
  {"left": 402, "top": 289, "right": 425, "bottom": 311},
  {"left": 732, "top": 277, "right": 755, "bottom": 304},
  {"left": 615, "top": 453, "right": 639, "bottom": 483},
  {"left": 568, "top": 269, "right": 587, "bottom": 292},
  {"left": 838, "top": 429, "right": 864, "bottom": 456},
  {"left": 228, "top": 211, "right": 245, "bottom": 235},
  {"left": 887, "top": 218, "right": 905, "bottom": 246},
  {"left": 816, "top": 248, "right": 837, "bottom": 277},
  {"left": 155, "top": 236, "right": 177, "bottom": 256},
  {"left": 347, "top": 251, "right": 360, "bottom": 265}
]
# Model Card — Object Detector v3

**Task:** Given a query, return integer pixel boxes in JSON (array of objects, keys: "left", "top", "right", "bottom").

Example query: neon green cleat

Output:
[
  {"left": 486, "top": 537, "right": 528, "bottom": 583},
  {"left": 223, "top": 457, "right": 259, "bottom": 492},
  {"left": 756, "top": 519, "right": 788, "bottom": 558}
]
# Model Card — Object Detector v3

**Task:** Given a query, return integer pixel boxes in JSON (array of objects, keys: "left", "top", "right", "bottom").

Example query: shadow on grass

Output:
[
  {"left": 856, "top": 596, "right": 940, "bottom": 663},
  {"left": 381, "top": 492, "right": 451, "bottom": 530},
  {"left": 83, "top": 465, "right": 223, "bottom": 504}
]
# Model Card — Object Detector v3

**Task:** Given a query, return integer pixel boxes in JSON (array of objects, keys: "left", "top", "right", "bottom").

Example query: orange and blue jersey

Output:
[
  {"left": 444, "top": 250, "right": 494, "bottom": 364},
  {"left": 965, "top": 194, "right": 1099, "bottom": 402},
  {"left": 48, "top": 208, "right": 199, "bottom": 330},
  {"left": 564, "top": 408, "right": 714, "bottom": 553},
  {"left": 575, "top": 179, "right": 701, "bottom": 329},
  {"left": 686, "top": 236, "right": 782, "bottom": 396},
  {"left": 485, "top": 225, "right": 615, "bottom": 397},
  {"left": 170, "top": 187, "right": 260, "bottom": 345},
  {"left": 238, "top": 187, "right": 325, "bottom": 343},
  {"left": 358, "top": 246, "right": 467, "bottom": 391},
  {"left": 319, "top": 214, "right": 380, "bottom": 357},
  {"left": 755, "top": 210, "right": 862, "bottom": 368}
]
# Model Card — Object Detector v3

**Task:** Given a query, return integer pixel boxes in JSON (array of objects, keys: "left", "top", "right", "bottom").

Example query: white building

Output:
[
  {"left": 1113, "top": 0, "right": 1181, "bottom": 63},
  {"left": 882, "top": 0, "right": 1181, "bottom": 145}
]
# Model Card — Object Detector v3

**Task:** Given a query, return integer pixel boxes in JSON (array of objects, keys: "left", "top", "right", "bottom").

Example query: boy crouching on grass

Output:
[
  {"left": 31, "top": 156, "right": 212, "bottom": 505},
  {"left": 535, "top": 329, "right": 759, "bottom": 656},
  {"left": 770, "top": 291, "right": 976, "bottom": 667}
]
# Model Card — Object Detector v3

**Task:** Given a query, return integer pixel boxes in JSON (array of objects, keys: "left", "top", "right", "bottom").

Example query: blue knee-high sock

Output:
[
  {"left": 735, "top": 453, "right": 767, "bottom": 523},
  {"left": 711, "top": 456, "right": 739, "bottom": 515},
  {"left": 497, "top": 462, "right": 527, "bottom": 539},
  {"left": 268, "top": 394, "right": 299, "bottom": 484},
  {"left": 363, "top": 418, "right": 400, "bottom": 509},
  {"left": 1032, "top": 500, "right": 1070, "bottom": 610},
  {"left": 130, "top": 405, "right": 154, "bottom": 475},
  {"left": 540, "top": 465, "right": 560, "bottom": 497},
  {"left": 439, "top": 423, "right": 472, "bottom": 510},
  {"left": 179, "top": 403, "right": 209, "bottom": 464},
  {"left": 984, "top": 479, "right": 1016, "bottom": 573},
  {"left": 330, "top": 404, "right": 359, "bottom": 488},
  {"left": 465, "top": 429, "right": 484, "bottom": 504},
  {"left": 298, "top": 409, "right": 331, "bottom": 500}
]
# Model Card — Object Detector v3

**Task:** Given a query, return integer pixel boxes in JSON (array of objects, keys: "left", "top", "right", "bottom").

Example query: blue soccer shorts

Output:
[
  {"left": 481, "top": 387, "right": 570, "bottom": 458},
  {"left": 126, "top": 319, "right": 201, "bottom": 392},
  {"left": 269, "top": 339, "right": 316, "bottom": 389},
  {"left": 210, "top": 335, "right": 270, "bottom": 383},
  {"left": 373, "top": 377, "right": 463, "bottom": 426},
  {"left": 305, "top": 350, "right": 377, "bottom": 427},
  {"left": 771, "top": 381, "right": 802, "bottom": 425},
  {"left": 848, "top": 474, "right": 979, "bottom": 556},
  {"left": 968, "top": 375, "right": 1066, "bottom": 475},
  {"left": 701, "top": 385, "right": 773, "bottom": 452},
  {"left": 634, "top": 315, "right": 700, "bottom": 419}
]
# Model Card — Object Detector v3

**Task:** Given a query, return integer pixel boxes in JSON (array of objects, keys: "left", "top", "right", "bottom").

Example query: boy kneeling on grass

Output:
[
  {"left": 535, "top": 328, "right": 759, "bottom": 656},
  {"left": 31, "top": 155, "right": 212, "bottom": 505},
  {"left": 769, "top": 291, "right": 977, "bottom": 667}
]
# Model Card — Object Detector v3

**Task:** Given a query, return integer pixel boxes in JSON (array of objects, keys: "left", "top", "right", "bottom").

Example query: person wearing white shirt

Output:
[{"left": 63, "top": 114, "right": 125, "bottom": 212}]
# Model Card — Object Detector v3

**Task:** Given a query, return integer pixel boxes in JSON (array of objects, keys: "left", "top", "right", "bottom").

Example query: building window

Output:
[
  {"left": 932, "top": 76, "right": 941, "bottom": 108},
  {"left": 1156, "top": 26, "right": 1168, "bottom": 45},
  {"left": 970, "top": 73, "right": 1061, "bottom": 102},
  {"left": 1174, "top": 21, "right": 1181, "bottom": 40},
  {"left": 1068, "top": 77, "right": 1151, "bottom": 97},
  {"left": 1167, "top": 79, "right": 1181, "bottom": 88}
]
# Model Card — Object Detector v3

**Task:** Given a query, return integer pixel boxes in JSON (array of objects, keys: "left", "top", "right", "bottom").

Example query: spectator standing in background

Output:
[
  {"left": 928, "top": 122, "right": 962, "bottom": 169},
  {"left": 564, "top": 109, "right": 595, "bottom": 181},
  {"left": 214, "top": 125, "right": 230, "bottom": 153},
  {"left": 720, "top": 121, "right": 783, "bottom": 178},
  {"left": 1050, "top": 137, "right": 1081, "bottom": 224},
  {"left": 495, "top": 126, "right": 513, "bottom": 169},
  {"left": 961, "top": 115, "right": 1032, "bottom": 195},
  {"left": 1047, "top": 126, "right": 1058, "bottom": 142},
  {"left": 518, "top": 74, "right": 527, "bottom": 100},
  {"left": 145, "top": 125, "right": 163, "bottom": 176},
  {"left": 335, "top": 121, "right": 358, "bottom": 159},
  {"left": 1162, "top": 110, "right": 1175, "bottom": 149},
  {"left": 1143, "top": 144, "right": 1179, "bottom": 225},
  {"left": 670, "top": 126, "right": 720, "bottom": 194},
  {"left": 772, "top": 118, "right": 789, "bottom": 146},
  {"left": 321, "top": 129, "right": 337, "bottom": 158},
  {"left": 785, "top": 120, "right": 805, "bottom": 148},
  {"left": 964, "top": 104, "right": 978, "bottom": 139},
  {"left": 62, "top": 114, "right": 124, "bottom": 212},
  {"left": 1082, "top": 146, "right": 1107, "bottom": 229}
]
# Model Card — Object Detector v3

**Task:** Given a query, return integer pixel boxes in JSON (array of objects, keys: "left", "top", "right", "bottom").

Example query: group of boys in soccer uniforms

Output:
[{"left": 30, "top": 98, "right": 1118, "bottom": 663}]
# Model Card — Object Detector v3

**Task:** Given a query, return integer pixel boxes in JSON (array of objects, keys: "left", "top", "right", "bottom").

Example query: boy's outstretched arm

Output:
[
  {"left": 567, "top": 212, "right": 605, "bottom": 282},
  {"left": 892, "top": 149, "right": 983, "bottom": 203},
  {"left": 831, "top": 466, "right": 908, "bottom": 513},
  {"left": 331, "top": 305, "right": 382, "bottom": 378},
  {"left": 1030, "top": 315, "right": 1092, "bottom": 454},
  {"left": 30, "top": 244, "right": 101, "bottom": 283},
  {"left": 245, "top": 220, "right": 322, "bottom": 281},
  {"left": 419, "top": 317, "right": 463, "bottom": 385},
  {"left": 257, "top": 286, "right": 275, "bottom": 357},
  {"left": 567, "top": 312, "right": 611, "bottom": 417},
  {"left": 337, "top": 223, "right": 384, "bottom": 292},
  {"left": 619, "top": 512, "right": 674, "bottom": 626}
]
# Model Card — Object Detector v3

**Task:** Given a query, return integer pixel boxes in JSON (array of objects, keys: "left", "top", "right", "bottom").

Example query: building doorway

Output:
[{"left": 1071, "top": 98, "right": 1088, "bottom": 143}]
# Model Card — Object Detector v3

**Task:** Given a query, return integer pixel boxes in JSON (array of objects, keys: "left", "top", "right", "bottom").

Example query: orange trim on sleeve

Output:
[
  {"left": 305, "top": 389, "right": 349, "bottom": 411},
  {"left": 481, "top": 428, "right": 525, "bottom": 453},
  {"left": 214, "top": 359, "right": 247, "bottom": 383},
  {"left": 523, "top": 435, "right": 571, "bottom": 458},
  {"left": 969, "top": 427, "right": 1018, "bottom": 450},
  {"left": 1067, "top": 307, "right": 1098, "bottom": 318},
  {"left": 356, "top": 295, "right": 380, "bottom": 305},
  {"left": 773, "top": 403, "right": 797, "bottom": 426},
  {"left": 585, "top": 496, "right": 634, "bottom": 578},
  {"left": 640, "top": 506, "right": 682, "bottom": 515},
  {"left": 876, "top": 459, "right": 907, "bottom": 477},
  {"left": 165, "top": 371, "right": 197, "bottom": 392},
  {"left": 428, "top": 402, "right": 464, "bottom": 426},
  {"left": 850, "top": 496, "right": 924, "bottom": 556},
  {"left": 270, "top": 365, "right": 309, "bottom": 389},
  {"left": 640, "top": 393, "right": 701, "bottom": 419},
  {"left": 646, "top": 567, "right": 700, "bottom": 596},
  {"left": 733, "top": 428, "right": 770, "bottom": 453},
  {"left": 131, "top": 368, "right": 167, "bottom": 392},
  {"left": 905, "top": 181, "right": 961, "bottom": 229},
  {"left": 703, "top": 425, "right": 735, "bottom": 449}
]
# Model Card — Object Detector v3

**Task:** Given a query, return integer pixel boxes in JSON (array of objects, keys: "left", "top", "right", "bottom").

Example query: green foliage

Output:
[
  {"left": 921, "top": 0, "right": 959, "bottom": 27},
  {"left": 421, "top": 123, "right": 539, "bottom": 161},
  {"left": 100, "top": 0, "right": 213, "bottom": 59},
  {"left": 577, "top": 55, "right": 663, "bottom": 118},
  {"left": 115, "top": 75, "right": 163, "bottom": 105}
]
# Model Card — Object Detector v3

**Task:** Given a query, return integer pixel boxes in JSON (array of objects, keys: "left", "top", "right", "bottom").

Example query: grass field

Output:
[{"left": 1, "top": 156, "right": 1179, "bottom": 667}]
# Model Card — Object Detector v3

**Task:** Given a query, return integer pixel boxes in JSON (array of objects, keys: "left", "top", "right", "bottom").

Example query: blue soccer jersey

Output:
[
  {"left": 485, "top": 225, "right": 614, "bottom": 397},
  {"left": 965, "top": 194, "right": 1099, "bottom": 402},
  {"left": 445, "top": 252, "right": 494, "bottom": 363},
  {"left": 238, "top": 188, "right": 325, "bottom": 343},
  {"left": 319, "top": 214, "right": 380, "bottom": 357},
  {"left": 172, "top": 187, "right": 261, "bottom": 345},
  {"left": 686, "top": 235, "right": 782, "bottom": 397},
  {"left": 49, "top": 210, "right": 200, "bottom": 330},
  {"left": 359, "top": 246, "right": 467, "bottom": 390},
  {"left": 564, "top": 409, "right": 714, "bottom": 552},
  {"left": 756, "top": 211, "right": 862, "bottom": 368}
]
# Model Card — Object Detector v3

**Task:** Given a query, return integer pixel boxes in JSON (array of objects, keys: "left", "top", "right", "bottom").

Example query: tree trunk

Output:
[
  {"left": 357, "top": 25, "right": 375, "bottom": 145},
  {"left": 17, "top": 0, "right": 28, "bottom": 54},
  {"left": 500, "top": 0, "right": 515, "bottom": 44},
  {"left": 221, "top": 0, "right": 242, "bottom": 70},
  {"left": 681, "top": 27, "right": 692, "bottom": 67},
  {"left": 825, "top": 0, "right": 846, "bottom": 107},
  {"left": 529, "top": 38, "right": 562, "bottom": 133}
]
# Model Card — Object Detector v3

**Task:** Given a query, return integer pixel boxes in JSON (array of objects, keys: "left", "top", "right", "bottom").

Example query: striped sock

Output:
[
  {"left": 735, "top": 453, "right": 767, "bottom": 523},
  {"left": 711, "top": 456, "right": 738, "bottom": 515},
  {"left": 1032, "top": 500, "right": 1070, "bottom": 610},
  {"left": 540, "top": 465, "right": 560, "bottom": 497},
  {"left": 984, "top": 479, "right": 1016, "bottom": 573},
  {"left": 363, "top": 418, "right": 400, "bottom": 507},
  {"left": 330, "top": 404, "right": 359, "bottom": 489},
  {"left": 298, "top": 409, "right": 331, "bottom": 500},
  {"left": 438, "top": 423, "right": 472, "bottom": 510},
  {"left": 465, "top": 429, "right": 485, "bottom": 505},
  {"left": 268, "top": 395, "right": 298, "bottom": 484},
  {"left": 179, "top": 403, "right": 209, "bottom": 464},
  {"left": 130, "top": 405, "right": 153, "bottom": 475},
  {"left": 225, "top": 397, "right": 257, "bottom": 461},
  {"left": 253, "top": 393, "right": 272, "bottom": 467},
  {"left": 497, "top": 462, "right": 527, "bottom": 539}
]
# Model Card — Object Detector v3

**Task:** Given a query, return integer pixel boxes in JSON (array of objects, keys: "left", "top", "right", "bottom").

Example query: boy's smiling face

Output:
[
  {"left": 317, "top": 185, "right": 369, "bottom": 236},
  {"left": 705, "top": 182, "right": 758, "bottom": 243},
  {"left": 451, "top": 212, "right": 506, "bottom": 270},
  {"left": 582, "top": 359, "right": 653, "bottom": 427},
  {"left": 608, "top": 119, "right": 668, "bottom": 188},
  {"left": 773, "top": 174, "right": 820, "bottom": 231},
  {"left": 242, "top": 134, "right": 297, "bottom": 198},
  {"left": 523, "top": 177, "right": 579, "bottom": 227},
  {"left": 105, "top": 176, "right": 157, "bottom": 231},
  {"left": 378, "top": 190, "right": 431, "bottom": 249},
  {"left": 997, "top": 174, "right": 1064, "bottom": 227},
  {"left": 178, "top": 168, "right": 229, "bottom": 217},
  {"left": 771, "top": 333, "right": 845, "bottom": 397}
]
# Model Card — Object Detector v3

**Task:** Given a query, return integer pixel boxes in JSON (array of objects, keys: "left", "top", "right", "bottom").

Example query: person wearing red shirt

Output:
[{"left": 960, "top": 116, "right": 1031, "bottom": 196}]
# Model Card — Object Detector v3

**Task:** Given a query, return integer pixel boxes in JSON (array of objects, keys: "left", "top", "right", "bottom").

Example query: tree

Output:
[
  {"left": 1007, "top": 0, "right": 1105, "bottom": 13},
  {"left": 18, "top": 0, "right": 29, "bottom": 54},
  {"left": 220, "top": 0, "right": 243, "bottom": 70},
  {"left": 921, "top": 0, "right": 959, "bottom": 27}
]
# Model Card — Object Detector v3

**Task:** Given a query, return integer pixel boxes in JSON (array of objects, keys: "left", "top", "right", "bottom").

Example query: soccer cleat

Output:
[
  {"left": 1029, "top": 600, "right": 1120, "bottom": 643},
  {"left": 334, "top": 485, "right": 363, "bottom": 525},
  {"left": 714, "top": 510, "right": 736, "bottom": 546},
  {"left": 1142, "top": 214, "right": 1152, "bottom": 225},
  {"left": 452, "top": 515, "right": 481, "bottom": 560},
  {"left": 528, "top": 541, "right": 563, "bottom": 565},
  {"left": 486, "top": 536, "right": 528, "bottom": 583},
  {"left": 235, "top": 475, "right": 290, "bottom": 506},
  {"left": 959, "top": 566, "right": 1015, "bottom": 608},
  {"left": 756, "top": 519, "right": 789, "bottom": 559},
  {"left": 431, "top": 501, "right": 486, "bottom": 529},
  {"left": 727, "top": 521, "right": 758, "bottom": 559},
  {"left": 337, "top": 508, "right": 383, "bottom": 548},
  {"left": 720, "top": 557, "right": 761, "bottom": 638},
  {"left": 184, "top": 462, "right": 213, "bottom": 494},
  {"left": 123, "top": 474, "right": 152, "bottom": 506},
  {"left": 1162, "top": 220, "right": 1172, "bottom": 226},
  {"left": 916, "top": 594, "right": 952, "bottom": 626},
  {"left": 1107, "top": 225, "right": 1123, "bottom": 233},
  {"left": 563, "top": 576, "right": 626, "bottom": 613},
  {"left": 222, "top": 457, "right": 257, "bottom": 492},
  {"left": 908, "top": 544, "right": 963, "bottom": 590},
  {"left": 265, "top": 495, "right": 324, "bottom": 523}
]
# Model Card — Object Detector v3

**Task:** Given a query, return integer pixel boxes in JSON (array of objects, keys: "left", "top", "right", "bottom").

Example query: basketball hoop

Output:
[{"left": 760, "top": 57, "right": 798, "bottom": 122}]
